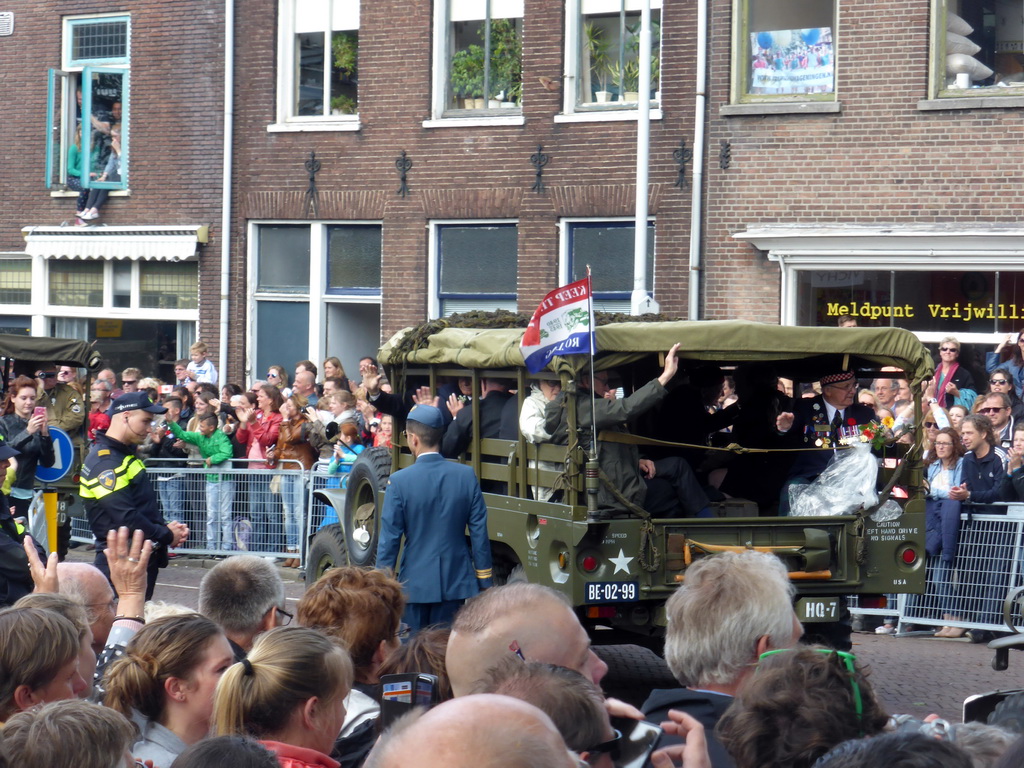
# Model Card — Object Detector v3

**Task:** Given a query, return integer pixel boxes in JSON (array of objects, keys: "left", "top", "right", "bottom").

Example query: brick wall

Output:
[
  {"left": 702, "top": 0, "right": 1024, "bottom": 323},
  {"left": 0, "top": 0, "right": 226, "bottom": 358},
  {"left": 230, "top": 0, "right": 697, "bottom": 374}
]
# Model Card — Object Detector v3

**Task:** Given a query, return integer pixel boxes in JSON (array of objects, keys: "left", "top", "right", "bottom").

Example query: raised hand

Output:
[{"left": 22, "top": 535, "right": 59, "bottom": 593}]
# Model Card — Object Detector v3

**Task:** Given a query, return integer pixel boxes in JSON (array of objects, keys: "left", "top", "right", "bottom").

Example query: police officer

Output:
[{"left": 80, "top": 392, "right": 189, "bottom": 599}]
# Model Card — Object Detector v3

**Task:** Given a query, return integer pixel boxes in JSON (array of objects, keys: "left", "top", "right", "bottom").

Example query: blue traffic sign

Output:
[{"left": 35, "top": 427, "right": 75, "bottom": 484}]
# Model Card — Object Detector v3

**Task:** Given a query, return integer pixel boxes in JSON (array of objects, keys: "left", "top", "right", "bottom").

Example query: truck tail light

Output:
[{"left": 582, "top": 556, "right": 598, "bottom": 572}]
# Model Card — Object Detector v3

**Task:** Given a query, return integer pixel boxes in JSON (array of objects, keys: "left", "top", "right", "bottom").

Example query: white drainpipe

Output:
[
  {"left": 218, "top": 0, "right": 235, "bottom": 380},
  {"left": 687, "top": 0, "right": 708, "bottom": 320}
]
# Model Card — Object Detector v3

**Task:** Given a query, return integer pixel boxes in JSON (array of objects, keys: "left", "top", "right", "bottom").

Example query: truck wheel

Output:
[
  {"left": 989, "top": 692, "right": 1024, "bottom": 735},
  {"left": 593, "top": 645, "right": 678, "bottom": 708},
  {"left": 305, "top": 524, "right": 348, "bottom": 588},
  {"left": 343, "top": 447, "right": 392, "bottom": 567}
]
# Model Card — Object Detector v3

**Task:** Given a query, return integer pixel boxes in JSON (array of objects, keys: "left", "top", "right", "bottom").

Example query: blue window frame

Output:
[
  {"left": 436, "top": 223, "right": 518, "bottom": 316},
  {"left": 566, "top": 220, "right": 653, "bottom": 311},
  {"left": 46, "top": 15, "right": 130, "bottom": 190}
]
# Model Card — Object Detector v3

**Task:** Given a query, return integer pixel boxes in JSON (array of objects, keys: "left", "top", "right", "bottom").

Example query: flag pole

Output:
[
  {"left": 586, "top": 265, "right": 598, "bottom": 461},
  {"left": 584, "top": 266, "right": 602, "bottom": 522}
]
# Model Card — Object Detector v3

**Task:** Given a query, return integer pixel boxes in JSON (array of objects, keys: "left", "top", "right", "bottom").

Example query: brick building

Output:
[
  {"left": 2, "top": 0, "right": 1022, "bottom": 384},
  {"left": 0, "top": 1, "right": 225, "bottom": 380}
]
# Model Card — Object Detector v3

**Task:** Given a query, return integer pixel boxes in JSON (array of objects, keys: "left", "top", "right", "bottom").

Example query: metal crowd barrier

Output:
[
  {"left": 69, "top": 458, "right": 335, "bottom": 568},
  {"left": 850, "top": 503, "right": 1024, "bottom": 635}
]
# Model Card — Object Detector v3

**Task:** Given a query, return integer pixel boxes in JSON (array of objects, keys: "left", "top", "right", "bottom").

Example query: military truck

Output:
[
  {"left": 0, "top": 334, "right": 102, "bottom": 550},
  {"left": 308, "top": 318, "right": 932, "bottom": 646}
]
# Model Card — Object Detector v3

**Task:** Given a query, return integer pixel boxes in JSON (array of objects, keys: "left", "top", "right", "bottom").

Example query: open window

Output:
[
  {"left": 929, "top": 0, "right": 1024, "bottom": 99},
  {"left": 45, "top": 15, "right": 130, "bottom": 190}
]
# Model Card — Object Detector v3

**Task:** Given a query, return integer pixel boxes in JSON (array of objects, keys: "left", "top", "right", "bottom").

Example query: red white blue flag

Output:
[{"left": 519, "top": 276, "right": 596, "bottom": 373}]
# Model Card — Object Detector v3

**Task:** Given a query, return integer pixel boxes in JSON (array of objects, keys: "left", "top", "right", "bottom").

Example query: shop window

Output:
[
  {"left": 49, "top": 261, "right": 104, "bottom": 307},
  {"left": 570, "top": 0, "right": 661, "bottom": 112},
  {"left": 140, "top": 262, "right": 199, "bottom": 310},
  {"left": 433, "top": 0, "right": 523, "bottom": 117},
  {"left": 277, "top": 0, "right": 360, "bottom": 123},
  {"left": 565, "top": 220, "right": 653, "bottom": 313},
  {"left": 731, "top": 0, "right": 835, "bottom": 103},
  {"left": 257, "top": 225, "right": 311, "bottom": 293},
  {"left": 434, "top": 223, "right": 518, "bottom": 316},
  {"left": 0, "top": 260, "right": 32, "bottom": 305},
  {"left": 327, "top": 225, "right": 382, "bottom": 293},
  {"left": 929, "top": 0, "right": 1024, "bottom": 98},
  {"left": 46, "top": 15, "right": 130, "bottom": 191},
  {"left": 797, "top": 269, "right": 1024, "bottom": 334}
]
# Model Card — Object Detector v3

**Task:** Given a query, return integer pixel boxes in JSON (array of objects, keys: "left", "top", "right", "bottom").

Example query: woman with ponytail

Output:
[
  {"left": 212, "top": 626, "right": 353, "bottom": 768},
  {"left": 104, "top": 614, "right": 234, "bottom": 767}
]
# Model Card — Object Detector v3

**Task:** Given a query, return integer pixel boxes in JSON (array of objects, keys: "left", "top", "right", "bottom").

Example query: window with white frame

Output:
[
  {"left": 730, "top": 0, "right": 835, "bottom": 103},
  {"left": 251, "top": 222, "right": 382, "bottom": 376},
  {"left": 432, "top": 223, "right": 518, "bottom": 316},
  {"left": 563, "top": 220, "right": 653, "bottom": 312},
  {"left": 929, "top": 0, "right": 1024, "bottom": 99},
  {"left": 276, "top": 0, "right": 360, "bottom": 124},
  {"left": 568, "top": 0, "right": 662, "bottom": 112},
  {"left": 433, "top": 0, "right": 523, "bottom": 117},
  {"left": 46, "top": 259, "right": 197, "bottom": 310},
  {"left": 46, "top": 14, "right": 130, "bottom": 191},
  {"left": 0, "top": 260, "right": 32, "bottom": 305}
]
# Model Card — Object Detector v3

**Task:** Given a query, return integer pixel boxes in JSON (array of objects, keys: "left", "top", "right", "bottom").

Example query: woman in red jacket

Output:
[{"left": 235, "top": 384, "right": 284, "bottom": 553}]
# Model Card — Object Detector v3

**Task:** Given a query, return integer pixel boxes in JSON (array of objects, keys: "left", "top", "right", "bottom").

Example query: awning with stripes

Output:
[{"left": 20, "top": 225, "right": 209, "bottom": 261}]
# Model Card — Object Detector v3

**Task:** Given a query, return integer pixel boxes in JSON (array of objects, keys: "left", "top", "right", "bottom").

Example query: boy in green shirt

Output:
[{"left": 168, "top": 413, "right": 235, "bottom": 551}]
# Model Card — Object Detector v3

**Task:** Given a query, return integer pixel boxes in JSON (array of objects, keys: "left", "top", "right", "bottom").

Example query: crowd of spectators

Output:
[
  {"left": 0, "top": 537, "right": 1015, "bottom": 768},
  {"left": 5, "top": 328, "right": 1024, "bottom": 766}
]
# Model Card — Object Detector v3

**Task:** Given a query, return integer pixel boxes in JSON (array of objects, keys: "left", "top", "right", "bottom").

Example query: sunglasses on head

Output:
[{"left": 759, "top": 648, "right": 864, "bottom": 731}]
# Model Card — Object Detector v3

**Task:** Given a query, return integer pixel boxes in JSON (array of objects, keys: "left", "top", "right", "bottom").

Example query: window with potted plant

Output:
[
  {"left": 570, "top": 0, "right": 661, "bottom": 112},
  {"left": 443, "top": 0, "right": 522, "bottom": 114}
]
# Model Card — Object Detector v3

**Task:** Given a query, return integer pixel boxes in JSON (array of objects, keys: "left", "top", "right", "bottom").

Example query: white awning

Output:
[{"left": 21, "top": 225, "right": 209, "bottom": 262}]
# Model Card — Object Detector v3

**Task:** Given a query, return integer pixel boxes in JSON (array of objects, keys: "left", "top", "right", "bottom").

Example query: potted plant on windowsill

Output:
[
  {"left": 330, "top": 32, "right": 358, "bottom": 115},
  {"left": 611, "top": 59, "right": 641, "bottom": 102},
  {"left": 584, "top": 23, "right": 613, "bottom": 103},
  {"left": 489, "top": 18, "right": 522, "bottom": 108},
  {"left": 450, "top": 45, "right": 485, "bottom": 108}
]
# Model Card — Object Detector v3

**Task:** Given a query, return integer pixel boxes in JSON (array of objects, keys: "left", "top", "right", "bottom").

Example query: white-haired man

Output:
[{"left": 643, "top": 550, "right": 803, "bottom": 768}]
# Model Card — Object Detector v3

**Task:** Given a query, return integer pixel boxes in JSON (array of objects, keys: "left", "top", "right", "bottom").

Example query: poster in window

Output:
[{"left": 749, "top": 27, "right": 833, "bottom": 95}]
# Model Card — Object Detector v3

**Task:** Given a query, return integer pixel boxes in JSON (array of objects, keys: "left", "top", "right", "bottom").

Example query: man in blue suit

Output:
[
  {"left": 376, "top": 404, "right": 493, "bottom": 631},
  {"left": 776, "top": 370, "right": 877, "bottom": 514}
]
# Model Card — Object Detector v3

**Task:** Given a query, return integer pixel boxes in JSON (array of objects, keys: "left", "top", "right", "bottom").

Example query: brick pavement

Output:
[{"left": 852, "top": 631, "right": 1024, "bottom": 723}]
